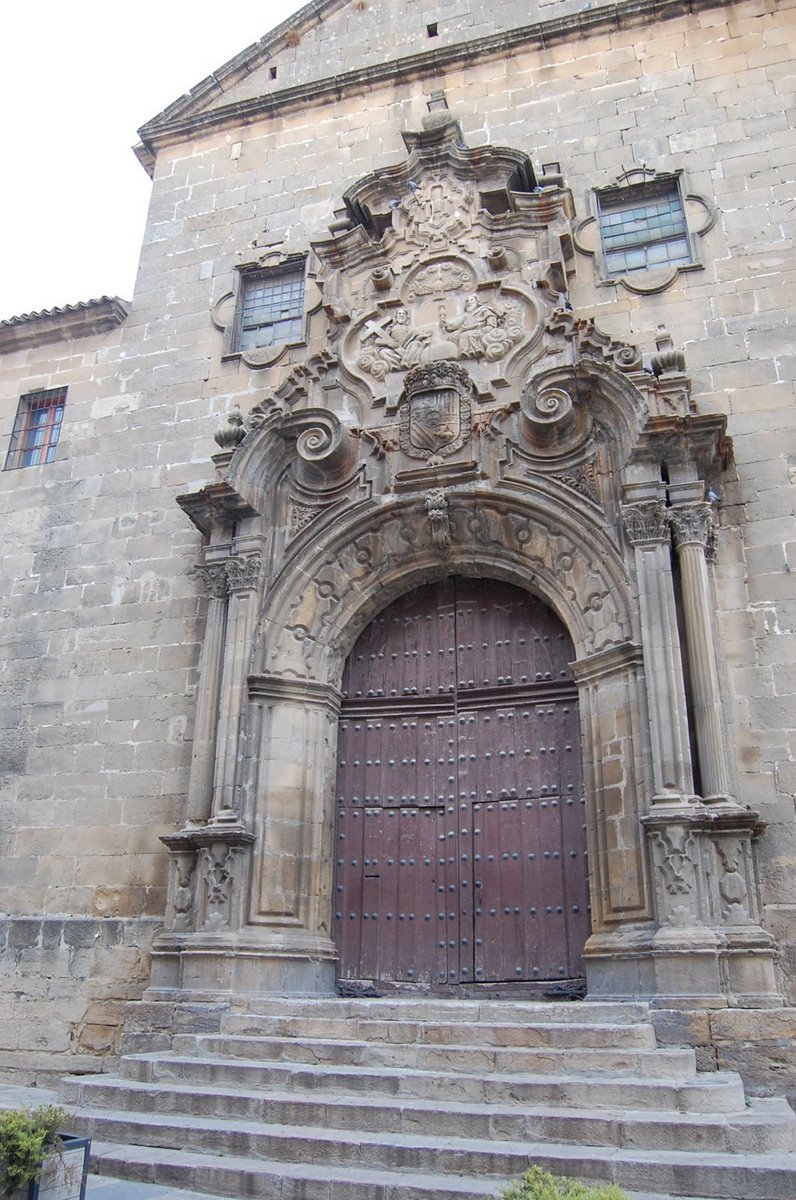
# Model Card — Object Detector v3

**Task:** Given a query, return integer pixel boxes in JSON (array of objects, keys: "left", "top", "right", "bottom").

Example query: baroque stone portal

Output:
[{"left": 157, "top": 120, "right": 779, "bottom": 1011}]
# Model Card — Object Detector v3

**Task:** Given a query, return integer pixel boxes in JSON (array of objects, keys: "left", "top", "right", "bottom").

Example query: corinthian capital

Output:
[
  {"left": 195, "top": 563, "right": 229, "bottom": 600},
  {"left": 622, "top": 499, "right": 668, "bottom": 545},
  {"left": 226, "top": 554, "right": 264, "bottom": 593},
  {"left": 669, "top": 503, "right": 713, "bottom": 550}
]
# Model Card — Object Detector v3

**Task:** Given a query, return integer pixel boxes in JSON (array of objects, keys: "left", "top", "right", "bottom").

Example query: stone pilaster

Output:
[
  {"left": 246, "top": 674, "right": 341, "bottom": 989},
  {"left": 622, "top": 496, "right": 694, "bottom": 806},
  {"left": 210, "top": 554, "right": 264, "bottom": 819},
  {"left": 669, "top": 502, "right": 734, "bottom": 805},
  {"left": 185, "top": 563, "right": 229, "bottom": 825}
]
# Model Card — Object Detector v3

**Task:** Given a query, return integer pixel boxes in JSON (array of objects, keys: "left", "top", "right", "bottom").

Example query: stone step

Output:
[
  {"left": 168, "top": 1032, "right": 698, "bottom": 1078},
  {"left": 220, "top": 1012, "right": 658, "bottom": 1048},
  {"left": 120, "top": 1052, "right": 747, "bottom": 1112},
  {"left": 237, "top": 997, "right": 654, "bottom": 1025},
  {"left": 89, "top": 1140, "right": 507, "bottom": 1200},
  {"left": 62, "top": 1075, "right": 796, "bottom": 1154},
  {"left": 82, "top": 1125, "right": 796, "bottom": 1199}
]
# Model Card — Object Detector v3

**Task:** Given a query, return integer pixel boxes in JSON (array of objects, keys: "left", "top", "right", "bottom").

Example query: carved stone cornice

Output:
[
  {"left": 161, "top": 823, "right": 256, "bottom": 853},
  {"left": 570, "top": 640, "right": 644, "bottom": 685},
  {"left": 622, "top": 500, "right": 668, "bottom": 545},
  {"left": 226, "top": 554, "right": 263, "bottom": 593},
  {"left": 177, "top": 483, "right": 258, "bottom": 537},
  {"left": 627, "top": 415, "right": 732, "bottom": 477},
  {"left": 669, "top": 503, "right": 713, "bottom": 550},
  {"left": 194, "top": 563, "right": 229, "bottom": 600}
]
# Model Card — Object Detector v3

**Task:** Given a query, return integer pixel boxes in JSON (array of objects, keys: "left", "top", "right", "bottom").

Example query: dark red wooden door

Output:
[{"left": 334, "top": 578, "right": 590, "bottom": 989}]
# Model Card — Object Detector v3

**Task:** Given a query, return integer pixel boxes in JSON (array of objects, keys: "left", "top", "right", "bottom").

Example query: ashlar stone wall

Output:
[{"left": 0, "top": 316, "right": 206, "bottom": 1078}]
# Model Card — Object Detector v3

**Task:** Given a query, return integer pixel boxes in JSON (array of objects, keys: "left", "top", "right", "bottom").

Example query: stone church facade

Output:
[{"left": 1, "top": 0, "right": 795, "bottom": 1094}]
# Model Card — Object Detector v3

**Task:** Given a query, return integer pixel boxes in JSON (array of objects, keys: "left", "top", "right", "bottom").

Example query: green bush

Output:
[
  {"left": 495, "top": 1165, "right": 629, "bottom": 1200},
  {"left": 0, "top": 1105, "right": 67, "bottom": 1195}
]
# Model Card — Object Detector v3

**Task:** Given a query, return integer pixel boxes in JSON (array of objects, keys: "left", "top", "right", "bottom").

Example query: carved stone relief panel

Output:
[{"left": 349, "top": 278, "right": 539, "bottom": 395}]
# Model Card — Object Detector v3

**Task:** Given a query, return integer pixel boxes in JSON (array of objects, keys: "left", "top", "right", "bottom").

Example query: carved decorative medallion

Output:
[
  {"left": 407, "top": 262, "right": 473, "bottom": 298},
  {"left": 398, "top": 362, "right": 474, "bottom": 461}
]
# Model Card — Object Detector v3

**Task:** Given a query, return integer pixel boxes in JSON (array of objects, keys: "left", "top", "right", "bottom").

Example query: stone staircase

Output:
[{"left": 59, "top": 998, "right": 796, "bottom": 1200}]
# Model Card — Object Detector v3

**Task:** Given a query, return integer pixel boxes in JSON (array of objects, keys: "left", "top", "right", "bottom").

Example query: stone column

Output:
[
  {"left": 210, "top": 554, "right": 263, "bottom": 819},
  {"left": 622, "top": 496, "right": 694, "bottom": 806},
  {"left": 669, "top": 502, "right": 734, "bottom": 805},
  {"left": 185, "top": 563, "right": 229, "bottom": 825}
]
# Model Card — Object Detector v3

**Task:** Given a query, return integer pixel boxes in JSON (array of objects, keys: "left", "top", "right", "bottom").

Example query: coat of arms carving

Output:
[{"left": 398, "top": 362, "right": 475, "bottom": 461}]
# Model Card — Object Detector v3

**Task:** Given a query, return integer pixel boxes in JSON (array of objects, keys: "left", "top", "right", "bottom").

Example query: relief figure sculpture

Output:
[
  {"left": 442, "top": 293, "right": 523, "bottom": 361},
  {"left": 358, "top": 308, "right": 432, "bottom": 379}
]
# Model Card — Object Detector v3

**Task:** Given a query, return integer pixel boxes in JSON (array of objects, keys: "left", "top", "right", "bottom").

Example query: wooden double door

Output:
[{"left": 333, "top": 578, "right": 590, "bottom": 990}]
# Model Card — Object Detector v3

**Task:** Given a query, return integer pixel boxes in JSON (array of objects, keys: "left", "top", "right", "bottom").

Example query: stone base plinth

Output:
[{"left": 146, "top": 930, "right": 337, "bottom": 1003}]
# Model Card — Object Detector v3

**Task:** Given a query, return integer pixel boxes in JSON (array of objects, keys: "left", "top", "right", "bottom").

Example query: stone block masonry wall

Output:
[
  {"left": 0, "top": 918, "right": 158, "bottom": 1084},
  {"left": 0, "top": 0, "right": 794, "bottom": 1075},
  {"left": 0, "top": 317, "right": 211, "bottom": 1076}
]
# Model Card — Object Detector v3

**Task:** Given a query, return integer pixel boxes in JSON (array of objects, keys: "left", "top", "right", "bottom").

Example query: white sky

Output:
[{"left": 1, "top": 1, "right": 305, "bottom": 321}]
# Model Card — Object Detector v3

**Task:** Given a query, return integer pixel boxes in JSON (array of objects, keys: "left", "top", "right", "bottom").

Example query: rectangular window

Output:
[
  {"left": 4, "top": 387, "right": 67, "bottom": 470},
  {"left": 237, "top": 265, "right": 305, "bottom": 352},
  {"left": 598, "top": 179, "right": 690, "bottom": 277}
]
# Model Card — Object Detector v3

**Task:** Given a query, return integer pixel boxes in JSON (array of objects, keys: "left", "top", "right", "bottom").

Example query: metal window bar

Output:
[
  {"left": 238, "top": 268, "right": 305, "bottom": 351},
  {"left": 4, "top": 388, "right": 67, "bottom": 470}
]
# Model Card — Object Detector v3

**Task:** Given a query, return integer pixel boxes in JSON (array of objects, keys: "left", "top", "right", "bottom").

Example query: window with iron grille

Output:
[
  {"left": 236, "top": 264, "right": 305, "bottom": 352},
  {"left": 4, "top": 387, "right": 67, "bottom": 470},
  {"left": 598, "top": 178, "right": 691, "bottom": 277}
]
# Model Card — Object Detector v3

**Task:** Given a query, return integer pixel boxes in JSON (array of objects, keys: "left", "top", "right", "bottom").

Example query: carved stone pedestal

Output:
[{"left": 642, "top": 807, "right": 781, "bottom": 1008}]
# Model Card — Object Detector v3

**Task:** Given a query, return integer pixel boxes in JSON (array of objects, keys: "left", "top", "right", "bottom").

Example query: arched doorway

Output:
[{"left": 334, "top": 577, "right": 590, "bottom": 992}]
